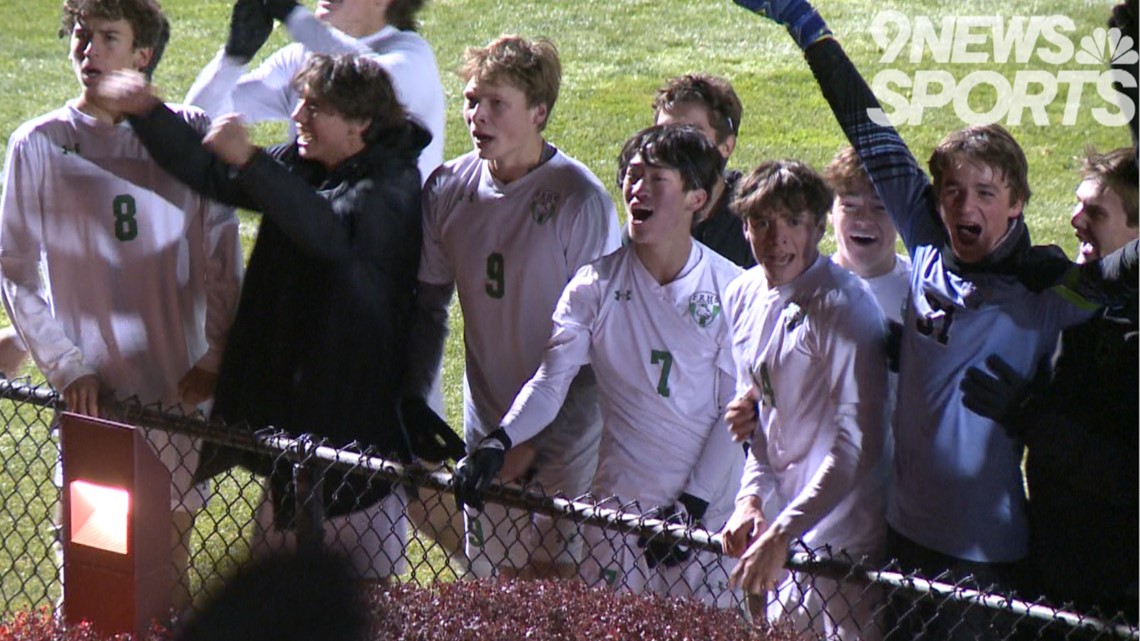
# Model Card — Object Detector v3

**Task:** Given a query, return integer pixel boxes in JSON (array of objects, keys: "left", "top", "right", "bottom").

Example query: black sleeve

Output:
[{"left": 128, "top": 104, "right": 257, "bottom": 210}]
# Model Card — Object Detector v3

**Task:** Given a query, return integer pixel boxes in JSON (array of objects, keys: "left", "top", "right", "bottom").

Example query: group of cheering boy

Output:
[{"left": 0, "top": 0, "right": 1135, "bottom": 637}]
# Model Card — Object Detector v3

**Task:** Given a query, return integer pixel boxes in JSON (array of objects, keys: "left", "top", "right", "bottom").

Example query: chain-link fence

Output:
[{"left": 1, "top": 378, "right": 1135, "bottom": 640}]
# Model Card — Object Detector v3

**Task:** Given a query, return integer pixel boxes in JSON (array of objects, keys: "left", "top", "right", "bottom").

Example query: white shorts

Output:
[
  {"left": 251, "top": 482, "right": 408, "bottom": 580},
  {"left": 765, "top": 569, "right": 882, "bottom": 641},
  {"left": 579, "top": 525, "right": 741, "bottom": 610},
  {"left": 462, "top": 500, "right": 583, "bottom": 577}
]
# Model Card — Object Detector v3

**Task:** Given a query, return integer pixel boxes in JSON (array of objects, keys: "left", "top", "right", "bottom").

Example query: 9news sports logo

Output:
[{"left": 866, "top": 11, "right": 1138, "bottom": 127}]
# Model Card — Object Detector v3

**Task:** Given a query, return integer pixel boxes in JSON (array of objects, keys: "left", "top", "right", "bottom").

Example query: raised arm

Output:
[{"left": 730, "top": 0, "right": 942, "bottom": 252}]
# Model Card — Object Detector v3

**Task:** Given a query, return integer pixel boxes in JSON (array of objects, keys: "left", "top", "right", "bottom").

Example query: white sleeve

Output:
[
  {"left": 561, "top": 188, "right": 621, "bottom": 274},
  {"left": 417, "top": 169, "right": 454, "bottom": 286},
  {"left": 771, "top": 297, "right": 888, "bottom": 539},
  {"left": 283, "top": 7, "right": 371, "bottom": 56},
  {"left": 185, "top": 46, "right": 299, "bottom": 122},
  {"left": 193, "top": 199, "right": 243, "bottom": 373},
  {"left": 682, "top": 354, "right": 744, "bottom": 505},
  {"left": 0, "top": 132, "right": 93, "bottom": 391},
  {"left": 499, "top": 267, "right": 598, "bottom": 445}
]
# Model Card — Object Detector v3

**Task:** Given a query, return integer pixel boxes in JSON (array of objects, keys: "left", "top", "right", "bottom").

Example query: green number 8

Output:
[{"left": 112, "top": 194, "right": 138, "bottom": 242}]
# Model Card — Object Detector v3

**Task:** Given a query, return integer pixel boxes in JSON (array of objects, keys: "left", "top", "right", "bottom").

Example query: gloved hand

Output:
[
  {"left": 1013, "top": 244, "right": 1073, "bottom": 293},
  {"left": 960, "top": 354, "right": 1044, "bottom": 438},
  {"left": 730, "top": 0, "right": 832, "bottom": 50},
  {"left": 452, "top": 429, "right": 511, "bottom": 511},
  {"left": 400, "top": 397, "right": 466, "bottom": 462},
  {"left": 264, "top": 0, "right": 299, "bottom": 22},
  {"left": 637, "top": 492, "right": 709, "bottom": 569},
  {"left": 224, "top": 0, "right": 273, "bottom": 62}
]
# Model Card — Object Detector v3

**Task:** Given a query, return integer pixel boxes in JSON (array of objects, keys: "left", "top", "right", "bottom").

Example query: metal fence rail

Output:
[{"left": 1, "top": 379, "right": 1135, "bottom": 640}]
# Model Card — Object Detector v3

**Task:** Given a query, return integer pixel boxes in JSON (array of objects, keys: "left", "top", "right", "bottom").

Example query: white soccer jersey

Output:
[
  {"left": 0, "top": 102, "right": 243, "bottom": 505},
  {"left": 727, "top": 256, "right": 888, "bottom": 558},
  {"left": 185, "top": 12, "right": 445, "bottom": 184},
  {"left": 501, "top": 243, "right": 745, "bottom": 529},
  {"left": 420, "top": 149, "right": 620, "bottom": 472},
  {"left": 859, "top": 253, "right": 911, "bottom": 325}
]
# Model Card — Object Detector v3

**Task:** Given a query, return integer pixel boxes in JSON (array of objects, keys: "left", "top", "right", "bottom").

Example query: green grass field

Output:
[{"left": 0, "top": 0, "right": 1132, "bottom": 615}]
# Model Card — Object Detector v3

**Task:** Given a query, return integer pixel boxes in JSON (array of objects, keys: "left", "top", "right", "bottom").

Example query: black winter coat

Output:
[{"left": 130, "top": 105, "right": 429, "bottom": 520}]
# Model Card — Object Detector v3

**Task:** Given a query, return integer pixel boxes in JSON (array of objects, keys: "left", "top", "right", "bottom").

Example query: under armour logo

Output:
[{"left": 614, "top": 290, "right": 632, "bottom": 301}]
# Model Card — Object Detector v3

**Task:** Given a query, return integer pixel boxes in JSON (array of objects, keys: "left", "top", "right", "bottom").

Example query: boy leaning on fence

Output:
[
  {"left": 0, "top": 0, "right": 243, "bottom": 611},
  {"left": 407, "top": 34, "right": 621, "bottom": 580},
  {"left": 719, "top": 160, "right": 890, "bottom": 640},
  {"left": 93, "top": 51, "right": 430, "bottom": 585},
  {"left": 455, "top": 124, "right": 744, "bottom": 607}
]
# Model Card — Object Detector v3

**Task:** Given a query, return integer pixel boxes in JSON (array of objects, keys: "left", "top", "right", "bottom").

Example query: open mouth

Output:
[
  {"left": 763, "top": 253, "right": 794, "bottom": 268},
  {"left": 848, "top": 232, "right": 878, "bottom": 247},
  {"left": 629, "top": 206, "right": 653, "bottom": 222},
  {"left": 955, "top": 223, "right": 982, "bottom": 244}
]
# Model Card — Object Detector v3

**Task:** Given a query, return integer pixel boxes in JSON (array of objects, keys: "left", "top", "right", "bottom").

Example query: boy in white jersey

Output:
[
  {"left": 410, "top": 35, "right": 621, "bottom": 578},
  {"left": 186, "top": 0, "right": 445, "bottom": 184},
  {"left": 823, "top": 147, "right": 910, "bottom": 326},
  {"left": 455, "top": 124, "right": 744, "bottom": 606},
  {"left": 720, "top": 160, "right": 889, "bottom": 640},
  {"left": 0, "top": 0, "right": 242, "bottom": 610}
]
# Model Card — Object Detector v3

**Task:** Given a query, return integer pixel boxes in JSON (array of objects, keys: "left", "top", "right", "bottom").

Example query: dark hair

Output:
[
  {"left": 617, "top": 124, "right": 725, "bottom": 197},
  {"left": 292, "top": 54, "right": 407, "bottom": 144},
  {"left": 386, "top": 0, "right": 427, "bottom": 31},
  {"left": 653, "top": 73, "right": 742, "bottom": 143},
  {"left": 60, "top": 0, "right": 169, "bottom": 78},
  {"left": 928, "top": 123, "right": 1031, "bottom": 209},
  {"left": 461, "top": 35, "right": 561, "bottom": 131},
  {"left": 732, "top": 159, "right": 834, "bottom": 226},
  {"left": 1081, "top": 146, "right": 1139, "bottom": 227}
]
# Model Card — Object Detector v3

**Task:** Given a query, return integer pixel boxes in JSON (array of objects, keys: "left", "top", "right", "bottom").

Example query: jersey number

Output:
[
  {"left": 485, "top": 252, "right": 505, "bottom": 299},
  {"left": 650, "top": 349, "right": 673, "bottom": 398},
  {"left": 112, "top": 194, "right": 138, "bottom": 242}
]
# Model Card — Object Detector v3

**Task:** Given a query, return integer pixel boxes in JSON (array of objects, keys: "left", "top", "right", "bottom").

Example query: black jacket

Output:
[{"left": 130, "top": 105, "right": 429, "bottom": 519}]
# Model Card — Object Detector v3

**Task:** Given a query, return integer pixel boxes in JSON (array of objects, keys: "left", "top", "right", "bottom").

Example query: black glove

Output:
[
  {"left": 224, "top": 0, "right": 273, "bottom": 61},
  {"left": 636, "top": 492, "right": 709, "bottom": 569},
  {"left": 1013, "top": 244, "right": 1073, "bottom": 293},
  {"left": 960, "top": 354, "right": 1044, "bottom": 438},
  {"left": 264, "top": 0, "right": 299, "bottom": 22},
  {"left": 452, "top": 429, "right": 511, "bottom": 511},
  {"left": 400, "top": 397, "right": 466, "bottom": 463}
]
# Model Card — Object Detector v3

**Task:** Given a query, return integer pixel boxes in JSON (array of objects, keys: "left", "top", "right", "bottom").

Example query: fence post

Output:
[{"left": 292, "top": 435, "right": 324, "bottom": 552}]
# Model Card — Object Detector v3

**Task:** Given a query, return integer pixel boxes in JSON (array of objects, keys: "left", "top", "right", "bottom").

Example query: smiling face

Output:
[
  {"left": 937, "top": 157, "right": 1024, "bottom": 264},
  {"left": 830, "top": 180, "right": 898, "bottom": 278},
  {"left": 623, "top": 152, "right": 706, "bottom": 248},
  {"left": 290, "top": 88, "right": 369, "bottom": 169},
  {"left": 745, "top": 208, "right": 826, "bottom": 287},
  {"left": 463, "top": 77, "right": 547, "bottom": 177},
  {"left": 1071, "top": 178, "right": 1138, "bottom": 263},
  {"left": 70, "top": 17, "right": 151, "bottom": 96}
]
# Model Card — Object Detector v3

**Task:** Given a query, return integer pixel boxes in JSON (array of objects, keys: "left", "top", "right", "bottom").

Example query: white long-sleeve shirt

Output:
[
  {"left": 726, "top": 256, "right": 888, "bottom": 557},
  {"left": 0, "top": 102, "right": 243, "bottom": 509},
  {"left": 185, "top": 7, "right": 445, "bottom": 184},
  {"left": 501, "top": 243, "right": 744, "bottom": 529}
]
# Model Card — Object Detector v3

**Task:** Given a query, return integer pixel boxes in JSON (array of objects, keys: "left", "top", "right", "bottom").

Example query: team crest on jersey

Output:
[
  {"left": 688, "top": 291, "right": 721, "bottom": 328},
  {"left": 530, "top": 189, "right": 560, "bottom": 224}
]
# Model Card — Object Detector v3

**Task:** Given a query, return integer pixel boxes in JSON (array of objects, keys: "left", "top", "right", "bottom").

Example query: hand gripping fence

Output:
[{"left": 1, "top": 377, "right": 1137, "bottom": 640}]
